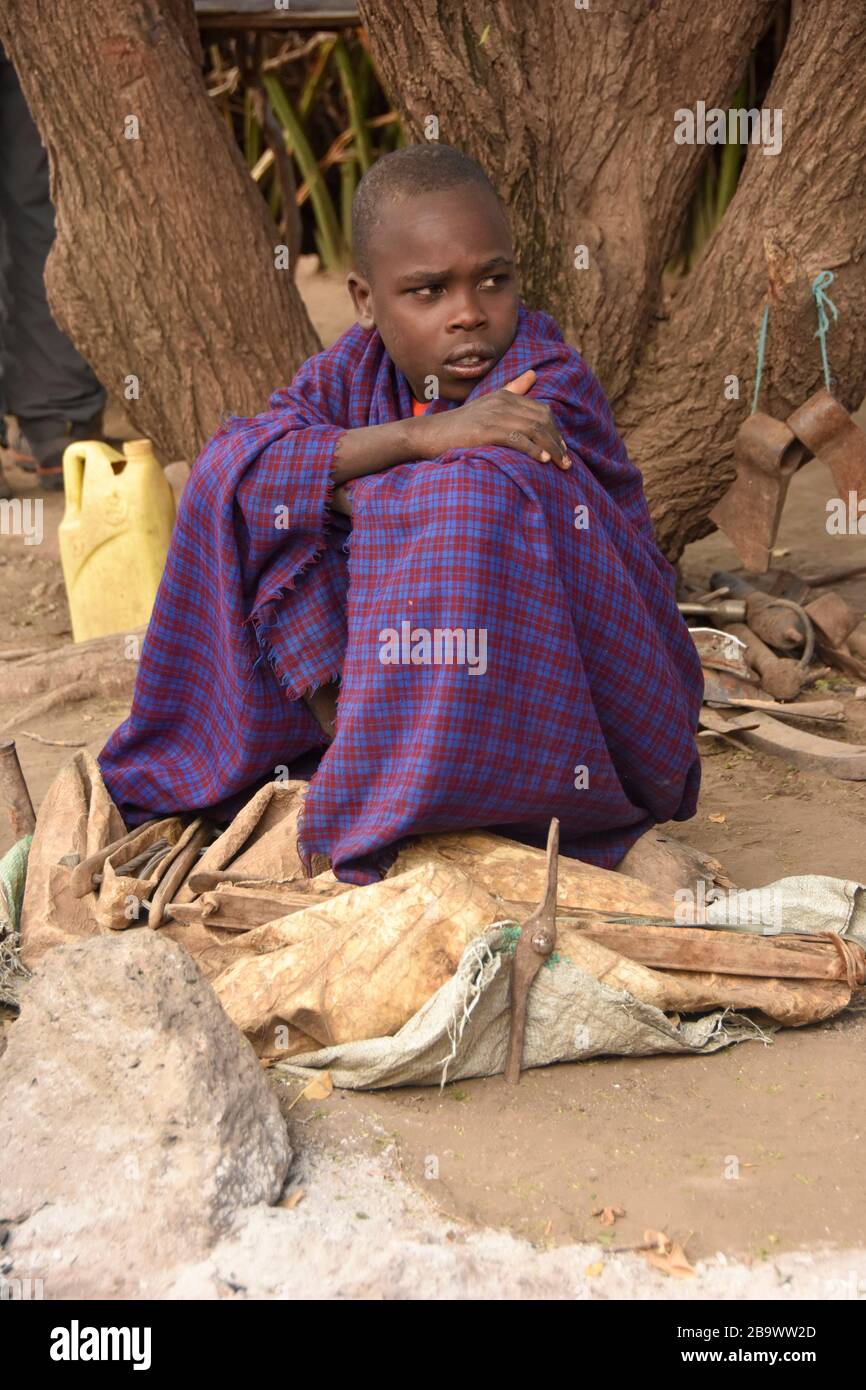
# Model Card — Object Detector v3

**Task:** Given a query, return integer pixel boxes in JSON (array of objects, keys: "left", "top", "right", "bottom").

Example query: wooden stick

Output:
[
  {"left": 0, "top": 740, "right": 36, "bottom": 839},
  {"left": 0, "top": 680, "right": 100, "bottom": 734},
  {"left": 580, "top": 920, "right": 866, "bottom": 983},
  {"left": 18, "top": 730, "right": 87, "bottom": 748},
  {"left": 0, "top": 646, "right": 52, "bottom": 661}
]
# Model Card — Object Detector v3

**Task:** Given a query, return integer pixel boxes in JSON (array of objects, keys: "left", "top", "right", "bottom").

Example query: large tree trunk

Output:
[
  {"left": 359, "top": 0, "right": 866, "bottom": 557},
  {"left": 0, "top": 0, "right": 321, "bottom": 463},
  {"left": 618, "top": 1, "right": 866, "bottom": 554}
]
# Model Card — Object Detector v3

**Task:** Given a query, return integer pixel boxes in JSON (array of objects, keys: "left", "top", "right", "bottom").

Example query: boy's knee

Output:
[{"left": 433, "top": 456, "right": 516, "bottom": 515}]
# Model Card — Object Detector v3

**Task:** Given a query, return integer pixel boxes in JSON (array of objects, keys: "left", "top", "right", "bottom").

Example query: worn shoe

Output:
[
  {"left": 0, "top": 419, "right": 12, "bottom": 498},
  {"left": 14, "top": 409, "right": 106, "bottom": 492},
  {"left": 3, "top": 418, "right": 36, "bottom": 472}
]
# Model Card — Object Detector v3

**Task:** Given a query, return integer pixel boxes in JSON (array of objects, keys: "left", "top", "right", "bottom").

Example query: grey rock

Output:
[{"left": 0, "top": 930, "right": 291, "bottom": 1297}]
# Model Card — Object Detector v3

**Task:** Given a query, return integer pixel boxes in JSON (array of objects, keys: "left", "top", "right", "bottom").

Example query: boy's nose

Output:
[{"left": 448, "top": 295, "right": 487, "bottom": 330}]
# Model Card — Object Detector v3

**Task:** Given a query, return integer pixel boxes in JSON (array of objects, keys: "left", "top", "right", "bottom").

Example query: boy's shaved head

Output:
[
  {"left": 351, "top": 143, "right": 502, "bottom": 283},
  {"left": 346, "top": 142, "right": 519, "bottom": 403}
]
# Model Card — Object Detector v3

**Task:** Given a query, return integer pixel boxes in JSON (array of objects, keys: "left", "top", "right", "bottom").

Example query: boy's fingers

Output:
[
  {"left": 495, "top": 386, "right": 570, "bottom": 467},
  {"left": 503, "top": 369, "right": 537, "bottom": 395},
  {"left": 504, "top": 427, "right": 572, "bottom": 470},
  {"left": 505, "top": 429, "right": 549, "bottom": 465},
  {"left": 515, "top": 414, "right": 569, "bottom": 467},
  {"left": 508, "top": 396, "right": 569, "bottom": 463}
]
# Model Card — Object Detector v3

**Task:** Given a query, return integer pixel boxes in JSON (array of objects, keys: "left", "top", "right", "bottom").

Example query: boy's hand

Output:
[
  {"left": 412, "top": 370, "right": 572, "bottom": 470},
  {"left": 331, "top": 482, "right": 353, "bottom": 516}
]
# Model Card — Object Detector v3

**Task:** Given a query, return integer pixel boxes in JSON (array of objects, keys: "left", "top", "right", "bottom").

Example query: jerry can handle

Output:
[
  {"left": 61, "top": 443, "right": 88, "bottom": 516},
  {"left": 61, "top": 440, "right": 128, "bottom": 517}
]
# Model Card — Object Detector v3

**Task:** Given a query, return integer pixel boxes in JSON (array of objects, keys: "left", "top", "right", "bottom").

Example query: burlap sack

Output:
[
  {"left": 20, "top": 751, "right": 125, "bottom": 967},
  {"left": 18, "top": 754, "right": 865, "bottom": 1091},
  {"left": 275, "top": 926, "right": 768, "bottom": 1091},
  {"left": 171, "top": 780, "right": 308, "bottom": 905},
  {"left": 391, "top": 830, "right": 677, "bottom": 920},
  {"left": 210, "top": 860, "right": 502, "bottom": 1059}
]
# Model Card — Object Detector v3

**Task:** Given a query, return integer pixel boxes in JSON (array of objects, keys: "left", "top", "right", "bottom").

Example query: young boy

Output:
[{"left": 99, "top": 143, "right": 703, "bottom": 885}]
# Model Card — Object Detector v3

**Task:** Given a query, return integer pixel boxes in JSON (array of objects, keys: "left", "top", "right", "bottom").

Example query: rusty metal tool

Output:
[
  {"left": 802, "top": 592, "right": 866, "bottom": 680},
  {"left": 147, "top": 820, "right": 212, "bottom": 928},
  {"left": 848, "top": 624, "right": 866, "bottom": 661},
  {"left": 725, "top": 623, "right": 811, "bottom": 700},
  {"left": 701, "top": 668, "right": 773, "bottom": 703},
  {"left": 711, "top": 391, "right": 866, "bottom": 574},
  {"left": 787, "top": 389, "right": 866, "bottom": 500},
  {"left": 709, "top": 571, "right": 810, "bottom": 651},
  {"left": 804, "top": 591, "right": 860, "bottom": 650},
  {"left": 69, "top": 817, "right": 179, "bottom": 898},
  {"left": 699, "top": 705, "right": 866, "bottom": 779},
  {"left": 710, "top": 413, "right": 808, "bottom": 573},
  {"left": 764, "top": 569, "right": 815, "bottom": 604},
  {"left": 0, "top": 739, "right": 36, "bottom": 840},
  {"left": 678, "top": 600, "right": 746, "bottom": 623},
  {"left": 801, "top": 560, "right": 866, "bottom": 588},
  {"left": 111, "top": 837, "right": 170, "bottom": 879},
  {"left": 744, "top": 591, "right": 813, "bottom": 651},
  {"left": 690, "top": 585, "right": 732, "bottom": 604},
  {"left": 689, "top": 628, "right": 758, "bottom": 683},
  {"left": 701, "top": 669, "right": 844, "bottom": 722},
  {"left": 505, "top": 818, "right": 559, "bottom": 1085}
]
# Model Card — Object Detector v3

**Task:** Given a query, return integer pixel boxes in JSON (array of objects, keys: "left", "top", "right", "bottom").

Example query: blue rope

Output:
[
  {"left": 751, "top": 303, "right": 769, "bottom": 414},
  {"left": 811, "top": 270, "right": 838, "bottom": 391},
  {"left": 751, "top": 270, "right": 838, "bottom": 412}
]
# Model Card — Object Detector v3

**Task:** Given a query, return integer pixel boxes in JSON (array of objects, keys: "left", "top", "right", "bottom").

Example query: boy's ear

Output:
[{"left": 346, "top": 270, "right": 375, "bottom": 329}]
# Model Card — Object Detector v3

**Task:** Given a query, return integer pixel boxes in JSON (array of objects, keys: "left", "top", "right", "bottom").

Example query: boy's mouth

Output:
[{"left": 442, "top": 345, "right": 497, "bottom": 380}]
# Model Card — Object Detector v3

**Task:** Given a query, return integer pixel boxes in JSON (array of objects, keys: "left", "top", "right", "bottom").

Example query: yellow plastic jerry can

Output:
[{"left": 58, "top": 438, "right": 176, "bottom": 643}]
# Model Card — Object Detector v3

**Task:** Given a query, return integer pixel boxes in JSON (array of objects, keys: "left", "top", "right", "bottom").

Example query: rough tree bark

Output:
[
  {"left": 0, "top": 0, "right": 321, "bottom": 463},
  {"left": 618, "top": 2, "right": 866, "bottom": 553},
  {"left": 359, "top": 0, "right": 866, "bottom": 556}
]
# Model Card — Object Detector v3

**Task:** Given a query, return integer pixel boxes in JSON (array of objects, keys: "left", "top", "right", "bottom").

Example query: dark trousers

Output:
[{"left": 0, "top": 46, "right": 105, "bottom": 424}]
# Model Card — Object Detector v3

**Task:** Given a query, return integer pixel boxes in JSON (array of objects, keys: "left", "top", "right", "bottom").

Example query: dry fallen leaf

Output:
[
  {"left": 593, "top": 1205, "right": 625, "bottom": 1227},
  {"left": 642, "top": 1228, "right": 696, "bottom": 1279},
  {"left": 585, "top": 1261, "right": 604, "bottom": 1278},
  {"left": 646, "top": 1242, "right": 696, "bottom": 1279},
  {"left": 708, "top": 812, "right": 727, "bottom": 824},
  {"left": 302, "top": 1071, "right": 333, "bottom": 1101}
]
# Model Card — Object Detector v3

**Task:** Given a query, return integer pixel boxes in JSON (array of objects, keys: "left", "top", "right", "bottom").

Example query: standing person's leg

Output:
[{"left": 0, "top": 46, "right": 106, "bottom": 491}]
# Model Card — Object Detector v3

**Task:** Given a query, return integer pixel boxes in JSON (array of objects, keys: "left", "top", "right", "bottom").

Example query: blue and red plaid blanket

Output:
[{"left": 99, "top": 303, "right": 702, "bottom": 883}]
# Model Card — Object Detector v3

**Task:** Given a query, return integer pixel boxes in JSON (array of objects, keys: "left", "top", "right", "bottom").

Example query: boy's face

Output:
[{"left": 346, "top": 187, "right": 519, "bottom": 403}]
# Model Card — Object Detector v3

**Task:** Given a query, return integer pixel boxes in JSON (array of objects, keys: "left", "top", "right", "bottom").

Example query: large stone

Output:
[{"left": 0, "top": 930, "right": 291, "bottom": 1297}]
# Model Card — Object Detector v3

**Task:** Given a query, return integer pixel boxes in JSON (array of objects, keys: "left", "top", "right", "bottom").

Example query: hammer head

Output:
[
  {"left": 710, "top": 413, "right": 807, "bottom": 573},
  {"left": 504, "top": 819, "right": 560, "bottom": 1084}
]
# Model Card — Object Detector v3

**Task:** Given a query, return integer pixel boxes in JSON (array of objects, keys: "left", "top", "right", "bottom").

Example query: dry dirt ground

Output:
[{"left": 1, "top": 264, "right": 865, "bottom": 1297}]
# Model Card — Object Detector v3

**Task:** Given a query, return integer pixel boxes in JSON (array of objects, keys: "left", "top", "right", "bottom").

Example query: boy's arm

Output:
[
  {"left": 331, "top": 417, "right": 430, "bottom": 485},
  {"left": 330, "top": 370, "right": 570, "bottom": 514}
]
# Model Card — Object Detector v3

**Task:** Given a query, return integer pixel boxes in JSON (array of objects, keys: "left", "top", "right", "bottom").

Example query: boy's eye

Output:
[{"left": 411, "top": 273, "right": 509, "bottom": 299}]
